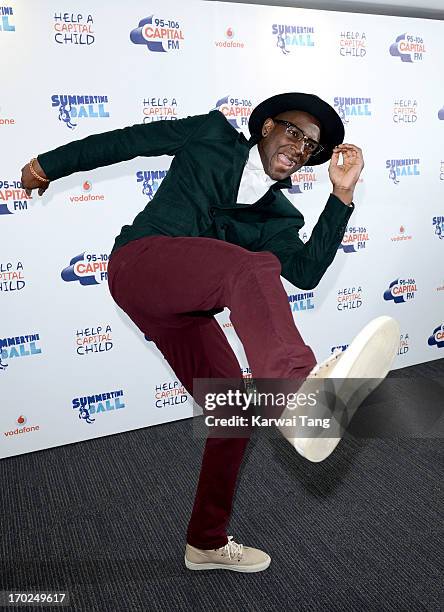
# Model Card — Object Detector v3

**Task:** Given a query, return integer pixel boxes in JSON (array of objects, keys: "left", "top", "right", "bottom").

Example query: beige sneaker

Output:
[
  {"left": 184, "top": 536, "right": 271, "bottom": 572},
  {"left": 278, "top": 315, "right": 400, "bottom": 462}
]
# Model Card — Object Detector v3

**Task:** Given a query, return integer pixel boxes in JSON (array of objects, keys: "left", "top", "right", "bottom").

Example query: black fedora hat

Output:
[{"left": 248, "top": 92, "right": 344, "bottom": 166}]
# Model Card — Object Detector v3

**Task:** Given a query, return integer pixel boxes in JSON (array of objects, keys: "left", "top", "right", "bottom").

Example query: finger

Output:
[
  {"left": 25, "top": 188, "right": 32, "bottom": 197},
  {"left": 335, "top": 144, "right": 362, "bottom": 154},
  {"left": 329, "top": 151, "right": 340, "bottom": 166}
]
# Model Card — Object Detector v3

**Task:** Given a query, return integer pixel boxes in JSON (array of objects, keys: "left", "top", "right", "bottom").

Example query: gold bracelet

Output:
[{"left": 29, "top": 158, "right": 49, "bottom": 183}]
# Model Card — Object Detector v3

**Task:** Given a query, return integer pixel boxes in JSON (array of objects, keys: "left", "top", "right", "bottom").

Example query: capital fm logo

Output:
[
  {"left": 272, "top": 24, "right": 315, "bottom": 55},
  {"left": 0, "top": 261, "right": 25, "bottom": 292},
  {"left": 386, "top": 158, "right": 420, "bottom": 184},
  {"left": 72, "top": 389, "right": 125, "bottom": 424},
  {"left": 53, "top": 12, "right": 95, "bottom": 45},
  {"left": 432, "top": 216, "right": 444, "bottom": 239},
  {"left": 136, "top": 170, "right": 168, "bottom": 203},
  {"left": 338, "top": 31, "right": 366, "bottom": 57},
  {"left": 142, "top": 97, "right": 179, "bottom": 123},
  {"left": 288, "top": 291, "right": 315, "bottom": 311},
  {"left": 288, "top": 166, "right": 317, "bottom": 194},
  {"left": 51, "top": 94, "right": 110, "bottom": 130},
  {"left": 389, "top": 33, "right": 425, "bottom": 63},
  {"left": 427, "top": 324, "right": 444, "bottom": 349},
  {"left": 339, "top": 225, "right": 369, "bottom": 253},
  {"left": 0, "top": 180, "right": 31, "bottom": 215},
  {"left": 0, "top": 6, "right": 15, "bottom": 32},
  {"left": 214, "top": 96, "right": 253, "bottom": 130},
  {"left": 61, "top": 252, "right": 109, "bottom": 286},
  {"left": 215, "top": 26, "right": 245, "bottom": 48},
  {"left": 333, "top": 96, "right": 371, "bottom": 124},
  {"left": 0, "top": 333, "right": 42, "bottom": 370},
  {"left": 383, "top": 278, "right": 417, "bottom": 304},
  {"left": 130, "top": 15, "right": 184, "bottom": 53}
]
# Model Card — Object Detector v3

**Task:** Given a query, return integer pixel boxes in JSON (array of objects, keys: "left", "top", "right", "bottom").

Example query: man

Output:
[{"left": 21, "top": 92, "right": 399, "bottom": 573}]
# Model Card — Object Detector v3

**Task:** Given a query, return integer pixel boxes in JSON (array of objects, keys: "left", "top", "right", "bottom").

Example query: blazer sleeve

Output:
[
  {"left": 262, "top": 193, "right": 354, "bottom": 290},
  {"left": 37, "top": 112, "right": 211, "bottom": 181}
]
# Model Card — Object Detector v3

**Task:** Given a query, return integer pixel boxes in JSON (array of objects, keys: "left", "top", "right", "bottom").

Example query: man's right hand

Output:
[{"left": 21, "top": 159, "right": 50, "bottom": 197}]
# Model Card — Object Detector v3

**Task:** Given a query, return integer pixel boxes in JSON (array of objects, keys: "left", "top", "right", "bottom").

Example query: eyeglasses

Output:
[{"left": 273, "top": 119, "right": 324, "bottom": 157}]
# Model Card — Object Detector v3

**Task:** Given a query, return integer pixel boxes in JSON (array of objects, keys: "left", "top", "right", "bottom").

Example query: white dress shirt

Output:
[{"left": 236, "top": 144, "right": 276, "bottom": 205}]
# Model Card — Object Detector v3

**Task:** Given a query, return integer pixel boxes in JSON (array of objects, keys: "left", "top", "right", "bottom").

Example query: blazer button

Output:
[{"left": 221, "top": 223, "right": 228, "bottom": 230}]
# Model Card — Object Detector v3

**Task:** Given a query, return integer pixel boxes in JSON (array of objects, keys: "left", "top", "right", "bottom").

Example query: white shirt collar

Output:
[{"left": 245, "top": 144, "right": 275, "bottom": 183}]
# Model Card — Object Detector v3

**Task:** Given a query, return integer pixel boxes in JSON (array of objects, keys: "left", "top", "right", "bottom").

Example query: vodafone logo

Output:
[{"left": 4, "top": 415, "right": 40, "bottom": 437}]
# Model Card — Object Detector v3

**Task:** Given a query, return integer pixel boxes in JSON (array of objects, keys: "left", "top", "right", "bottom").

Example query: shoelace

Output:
[
  {"left": 309, "top": 348, "right": 343, "bottom": 378},
  {"left": 217, "top": 536, "right": 243, "bottom": 560}
]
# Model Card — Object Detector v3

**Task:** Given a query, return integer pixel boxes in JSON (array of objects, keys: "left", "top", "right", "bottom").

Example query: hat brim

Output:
[{"left": 248, "top": 92, "right": 344, "bottom": 166}]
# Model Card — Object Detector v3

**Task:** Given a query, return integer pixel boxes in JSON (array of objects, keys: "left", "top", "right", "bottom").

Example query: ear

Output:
[{"left": 261, "top": 118, "right": 274, "bottom": 138}]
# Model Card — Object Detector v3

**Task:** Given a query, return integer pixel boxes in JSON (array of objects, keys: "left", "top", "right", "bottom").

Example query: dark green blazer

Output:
[{"left": 38, "top": 109, "right": 354, "bottom": 290}]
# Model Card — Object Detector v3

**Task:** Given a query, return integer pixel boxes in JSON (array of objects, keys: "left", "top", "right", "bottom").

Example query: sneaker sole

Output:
[
  {"left": 184, "top": 556, "right": 271, "bottom": 572},
  {"left": 287, "top": 316, "right": 400, "bottom": 462}
]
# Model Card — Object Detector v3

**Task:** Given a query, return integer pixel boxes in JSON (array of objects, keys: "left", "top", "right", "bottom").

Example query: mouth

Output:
[{"left": 276, "top": 152, "right": 298, "bottom": 170}]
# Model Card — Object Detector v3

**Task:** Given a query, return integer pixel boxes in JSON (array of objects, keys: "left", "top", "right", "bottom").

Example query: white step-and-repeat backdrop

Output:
[{"left": 1, "top": 1, "right": 443, "bottom": 458}]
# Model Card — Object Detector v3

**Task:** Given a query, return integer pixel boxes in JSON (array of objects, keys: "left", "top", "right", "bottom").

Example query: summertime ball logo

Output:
[
  {"left": 214, "top": 96, "right": 253, "bottom": 130},
  {"left": 383, "top": 278, "right": 417, "bottom": 304},
  {"left": 333, "top": 96, "right": 371, "bottom": 124},
  {"left": 72, "top": 389, "right": 125, "bottom": 424},
  {"left": 432, "top": 216, "right": 444, "bottom": 240},
  {"left": 272, "top": 24, "right": 314, "bottom": 55},
  {"left": 428, "top": 325, "right": 444, "bottom": 349},
  {"left": 0, "top": 333, "right": 42, "bottom": 370},
  {"left": 389, "top": 33, "right": 425, "bottom": 63},
  {"left": 386, "top": 158, "right": 420, "bottom": 184},
  {"left": 51, "top": 94, "right": 110, "bottom": 130},
  {"left": 130, "top": 15, "right": 184, "bottom": 53},
  {"left": 0, "top": 6, "right": 14, "bottom": 32},
  {"left": 288, "top": 292, "right": 315, "bottom": 312},
  {"left": 137, "top": 170, "right": 168, "bottom": 203},
  {"left": 61, "top": 252, "right": 109, "bottom": 286},
  {"left": 339, "top": 225, "right": 369, "bottom": 253}
]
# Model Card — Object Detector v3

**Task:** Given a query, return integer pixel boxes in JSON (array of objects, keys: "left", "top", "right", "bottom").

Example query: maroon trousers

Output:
[{"left": 107, "top": 235, "right": 316, "bottom": 549}]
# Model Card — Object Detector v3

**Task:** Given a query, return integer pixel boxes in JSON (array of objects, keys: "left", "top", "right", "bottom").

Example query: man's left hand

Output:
[{"left": 328, "top": 143, "right": 364, "bottom": 193}]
